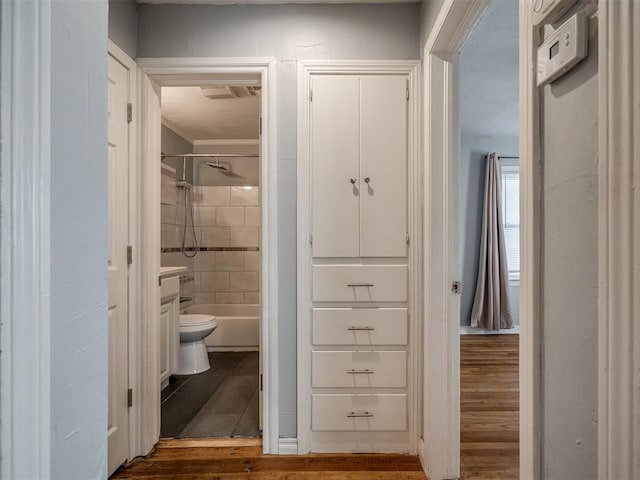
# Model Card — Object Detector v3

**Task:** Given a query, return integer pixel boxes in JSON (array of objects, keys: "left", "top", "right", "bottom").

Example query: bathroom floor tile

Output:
[
  {"left": 231, "top": 351, "right": 259, "bottom": 376},
  {"left": 232, "top": 389, "right": 260, "bottom": 437},
  {"left": 160, "top": 351, "right": 260, "bottom": 439}
]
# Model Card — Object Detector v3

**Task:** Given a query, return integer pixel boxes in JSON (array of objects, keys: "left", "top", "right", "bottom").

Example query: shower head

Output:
[{"left": 205, "top": 161, "right": 230, "bottom": 172}]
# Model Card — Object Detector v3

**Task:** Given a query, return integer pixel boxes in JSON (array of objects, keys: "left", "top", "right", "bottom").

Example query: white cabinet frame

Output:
[{"left": 296, "top": 60, "right": 421, "bottom": 454}]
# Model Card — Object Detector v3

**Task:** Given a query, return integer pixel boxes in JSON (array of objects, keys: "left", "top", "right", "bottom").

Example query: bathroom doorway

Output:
[
  {"left": 159, "top": 81, "right": 262, "bottom": 439},
  {"left": 132, "top": 58, "right": 278, "bottom": 455}
]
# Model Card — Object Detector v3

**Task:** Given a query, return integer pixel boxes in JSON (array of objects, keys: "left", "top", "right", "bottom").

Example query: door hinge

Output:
[
  {"left": 310, "top": 88, "right": 313, "bottom": 102},
  {"left": 310, "top": 233, "right": 313, "bottom": 245},
  {"left": 406, "top": 80, "right": 410, "bottom": 101},
  {"left": 127, "top": 245, "right": 133, "bottom": 266},
  {"left": 406, "top": 233, "right": 410, "bottom": 245},
  {"left": 260, "top": 374, "right": 263, "bottom": 392},
  {"left": 451, "top": 281, "right": 461, "bottom": 295},
  {"left": 127, "top": 388, "right": 133, "bottom": 407},
  {"left": 127, "top": 102, "right": 133, "bottom": 123},
  {"left": 259, "top": 117, "right": 262, "bottom": 136}
]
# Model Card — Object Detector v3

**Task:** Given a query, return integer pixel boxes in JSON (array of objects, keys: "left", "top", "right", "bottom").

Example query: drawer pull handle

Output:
[
  {"left": 347, "top": 369, "right": 374, "bottom": 374},
  {"left": 347, "top": 326, "right": 375, "bottom": 331},
  {"left": 347, "top": 412, "right": 374, "bottom": 418},
  {"left": 347, "top": 283, "right": 374, "bottom": 287}
]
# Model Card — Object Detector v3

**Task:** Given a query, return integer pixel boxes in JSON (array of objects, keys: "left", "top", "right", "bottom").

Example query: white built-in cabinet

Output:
[
  {"left": 306, "top": 72, "right": 411, "bottom": 453},
  {"left": 311, "top": 75, "right": 407, "bottom": 258}
]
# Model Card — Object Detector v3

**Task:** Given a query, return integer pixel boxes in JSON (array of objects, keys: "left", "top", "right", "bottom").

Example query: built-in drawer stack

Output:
[{"left": 309, "top": 264, "right": 409, "bottom": 449}]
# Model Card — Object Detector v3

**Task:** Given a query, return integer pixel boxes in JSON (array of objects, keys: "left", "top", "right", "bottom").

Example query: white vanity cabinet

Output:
[
  {"left": 305, "top": 72, "right": 412, "bottom": 453},
  {"left": 160, "top": 267, "right": 185, "bottom": 390}
]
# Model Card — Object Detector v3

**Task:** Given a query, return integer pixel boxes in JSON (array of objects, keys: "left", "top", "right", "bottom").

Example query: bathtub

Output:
[{"left": 182, "top": 303, "right": 260, "bottom": 351}]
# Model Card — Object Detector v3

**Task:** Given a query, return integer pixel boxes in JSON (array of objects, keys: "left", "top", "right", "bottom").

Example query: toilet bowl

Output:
[{"left": 178, "top": 314, "right": 218, "bottom": 375}]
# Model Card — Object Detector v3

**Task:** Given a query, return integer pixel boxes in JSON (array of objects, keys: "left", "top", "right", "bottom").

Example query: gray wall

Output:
[
  {"left": 460, "top": 135, "right": 519, "bottom": 327},
  {"left": 420, "top": 0, "right": 446, "bottom": 48},
  {"left": 138, "top": 3, "right": 421, "bottom": 437},
  {"left": 51, "top": 1, "right": 109, "bottom": 478},
  {"left": 540, "top": 4, "right": 599, "bottom": 477},
  {"left": 161, "top": 124, "right": 194, "bottom": 182},
  {"left": 108, "top": 0, "right": 138, "bottom": 58}
]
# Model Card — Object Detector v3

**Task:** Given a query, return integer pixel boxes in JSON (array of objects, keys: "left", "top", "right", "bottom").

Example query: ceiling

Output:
[
  {"left": 161, "top": 86, "right": 260, "bottom": 142},
  {"left": 459, "top": 0, "right": 519, "bottom": 139}
]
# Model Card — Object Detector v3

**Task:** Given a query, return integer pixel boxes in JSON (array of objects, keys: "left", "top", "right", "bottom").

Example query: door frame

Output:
[
  {"left": 296, "top": 60, "right": 422, "bottom": 454},
  {"left": 0, "top": 1, "right": 52, "bottom": 477},
  {"left": 135, "top": 56, "right": 279, "bottom": 454},
  {"left": 107, "top": 40, "right": 139, "bottom": 464},
  {"left": 421, "top": 0, "right": 542, "bottom": 478}
]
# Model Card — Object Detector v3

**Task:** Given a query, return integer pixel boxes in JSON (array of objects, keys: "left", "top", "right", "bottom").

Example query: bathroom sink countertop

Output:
[{"left": 160, "top": 266, "right": 187, "bottom": 278}]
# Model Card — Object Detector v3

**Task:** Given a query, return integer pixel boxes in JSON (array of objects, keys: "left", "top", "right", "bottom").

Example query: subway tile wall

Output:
[
  {"left": 161, "top": 170, "right": 196, "bottom": 299},
  {"left": 193, "top": 186, "right": 260, "bottom": 304}
]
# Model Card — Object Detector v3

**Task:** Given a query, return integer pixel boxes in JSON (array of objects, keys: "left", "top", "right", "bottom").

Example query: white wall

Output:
[
  {"left": 540, "top": 3, "right": 599, "bottom": 477},
  {"left": 50, "top": 1, "right": 109, "bottom": 478},
  {"left": 138, "top": 3, "right": 421, "bottom": 438}
]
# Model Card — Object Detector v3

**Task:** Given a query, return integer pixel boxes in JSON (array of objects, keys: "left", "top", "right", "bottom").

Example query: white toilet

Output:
[{"left": 178, "top": 314, "right": 218, "bottom": 375}]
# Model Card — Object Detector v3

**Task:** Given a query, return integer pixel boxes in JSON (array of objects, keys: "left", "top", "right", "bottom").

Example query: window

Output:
[{"left": 501, "top": 164, "right": 520, "bottom": 282}]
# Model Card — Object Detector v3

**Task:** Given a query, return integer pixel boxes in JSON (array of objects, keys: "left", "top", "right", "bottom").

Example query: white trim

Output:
[
  {"left": 597, "top": 2, "right": 640, "bottom": 478},
  {"left": 278, "top": 438, "right": 299, "bottom": 455},
  {"left": 519, "top": 6, "right": 542, "bottom": 479},
  {"left": 460, "top": 325, "right": 520, "bottom": 335},
  {"left": 296, "top": 59, "right": 421, "bottom": 455},
  {"left": 161, "top": 118, "right": 196, "bottom": 145},
  {"left": 194, "top": 139, "right": 260, "bottom": 147},
  {"left": 137, "top": 56, "right": 279, "bottom": 455},
  {"left": 421, "top": 1, "right": 492, "bottom": 479},
  {"left": 108, "top": 40, "right": 140, "bottom": 463},
  {"left": 0, "top": 1, "right": 52, "bottom": 478}
]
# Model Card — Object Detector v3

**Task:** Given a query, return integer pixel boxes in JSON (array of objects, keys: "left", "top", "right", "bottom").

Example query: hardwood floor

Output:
[
  {"left": 460, "top": 334, "right": 519, "bottom": 480},
  {"left": 112, "top": 438, "right": 427, "bottom": 480}
]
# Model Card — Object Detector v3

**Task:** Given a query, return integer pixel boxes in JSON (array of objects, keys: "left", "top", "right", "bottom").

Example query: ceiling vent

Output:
[{"left": 200, "top": 86, "right": 238, "bottom": 100}]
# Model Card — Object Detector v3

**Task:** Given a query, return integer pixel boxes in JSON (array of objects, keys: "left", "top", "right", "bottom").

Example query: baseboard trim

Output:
[
  {"left": 460, "top": 325, "right": 520, "bottom": 335},
  {"left": 418, "top": 438, "right": 426, "bottom": 472},
  {"left": 278, "top": 438, "right": 298, "bottom": 455}
]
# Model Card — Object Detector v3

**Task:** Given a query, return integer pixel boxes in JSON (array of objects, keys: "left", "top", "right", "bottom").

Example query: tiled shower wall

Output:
[
  {"left": 161, "top": 167, "right": 196, "bottom": 298},
  {"left": 193, "top": 186, "right": 260, "bottom": 304}
]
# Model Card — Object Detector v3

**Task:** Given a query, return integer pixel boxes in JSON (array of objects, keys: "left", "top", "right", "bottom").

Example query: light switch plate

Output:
[
  {"left": 537, "top": 11, "right": 588, "bottom": 87},
  {"left": 531, "top": 0, "right": 579, "bottom": 26}
]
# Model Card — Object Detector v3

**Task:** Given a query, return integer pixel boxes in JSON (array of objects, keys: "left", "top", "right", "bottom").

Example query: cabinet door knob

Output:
[
  {"left": 364, "top": 177, "right": 371, "bottom": 184},
  {"left": 350, "top": 178, "right": 357, "bottom": 184}
]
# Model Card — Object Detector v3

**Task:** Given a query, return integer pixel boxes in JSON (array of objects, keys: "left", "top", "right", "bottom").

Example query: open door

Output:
[{"left": 107, "top": 53, "right": 131, "bottom": 476}]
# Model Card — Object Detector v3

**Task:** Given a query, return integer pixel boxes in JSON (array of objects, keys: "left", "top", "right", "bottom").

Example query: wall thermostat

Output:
[
  {"left": 531, "top": 0, "right": 579, "bottom": 26},
  {"left": 536, "top": 11, "right": 588, "bottom": 87}
]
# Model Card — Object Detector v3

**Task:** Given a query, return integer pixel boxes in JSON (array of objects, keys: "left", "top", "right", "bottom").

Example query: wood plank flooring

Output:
[
  {"left": 460, "top": 334, "right": 519, "bottom": 479},
  {"left": 112, "top": 439, "right": 427, "bottom": 480}
]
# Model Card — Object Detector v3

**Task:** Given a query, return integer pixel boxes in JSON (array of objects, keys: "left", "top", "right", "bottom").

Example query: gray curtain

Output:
[{"left": 470, "top": 152, "right": 514, "bottom": 330}]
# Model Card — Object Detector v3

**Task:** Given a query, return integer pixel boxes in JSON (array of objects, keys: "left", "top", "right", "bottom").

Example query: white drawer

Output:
[
  {"left": 312, "top": 308, "right": 407, "bottom": 345},
  {"left": 312, "top": 265, "right": 407, "bottom": 302},
  {"left": 312, "top": 394, "right": 407, "bottom": 431},
  {"left": 160, "top": 275, "right": 179, "bottom": 300},
  {"left": 312, "top": 351, "right": 406, "bottom": 388}
]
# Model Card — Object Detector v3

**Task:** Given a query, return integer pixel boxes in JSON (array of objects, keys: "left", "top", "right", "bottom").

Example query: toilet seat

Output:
[{"left": 180, "top": 314, "right": 217, "bottom": 328}]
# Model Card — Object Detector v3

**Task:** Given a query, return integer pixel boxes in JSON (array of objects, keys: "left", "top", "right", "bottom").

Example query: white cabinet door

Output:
[
  {"left": 360, "top": 76, "right": 407, "bottom": 257},
  {"left": 311, "top": 76, "right": 360, "bottom": 258},
  {"left": 160, "top": 302, "right": 171, "bottom": 384}
]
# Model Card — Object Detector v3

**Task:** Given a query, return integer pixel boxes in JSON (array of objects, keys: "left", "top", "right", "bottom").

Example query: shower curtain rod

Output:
[{"left": 161, "top": 153, "right": 259, "bottom": 159}]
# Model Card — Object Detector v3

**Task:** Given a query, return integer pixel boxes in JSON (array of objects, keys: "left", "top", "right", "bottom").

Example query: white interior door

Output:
[
  {"left": 107, "top": 54, "right": 130, "bottom": 476},
  {"left": 311, "top": 76, "right": 360, "bottom": 258},
  {"left": 360, "top": 76, "right": 408, "bottom": 257}
]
